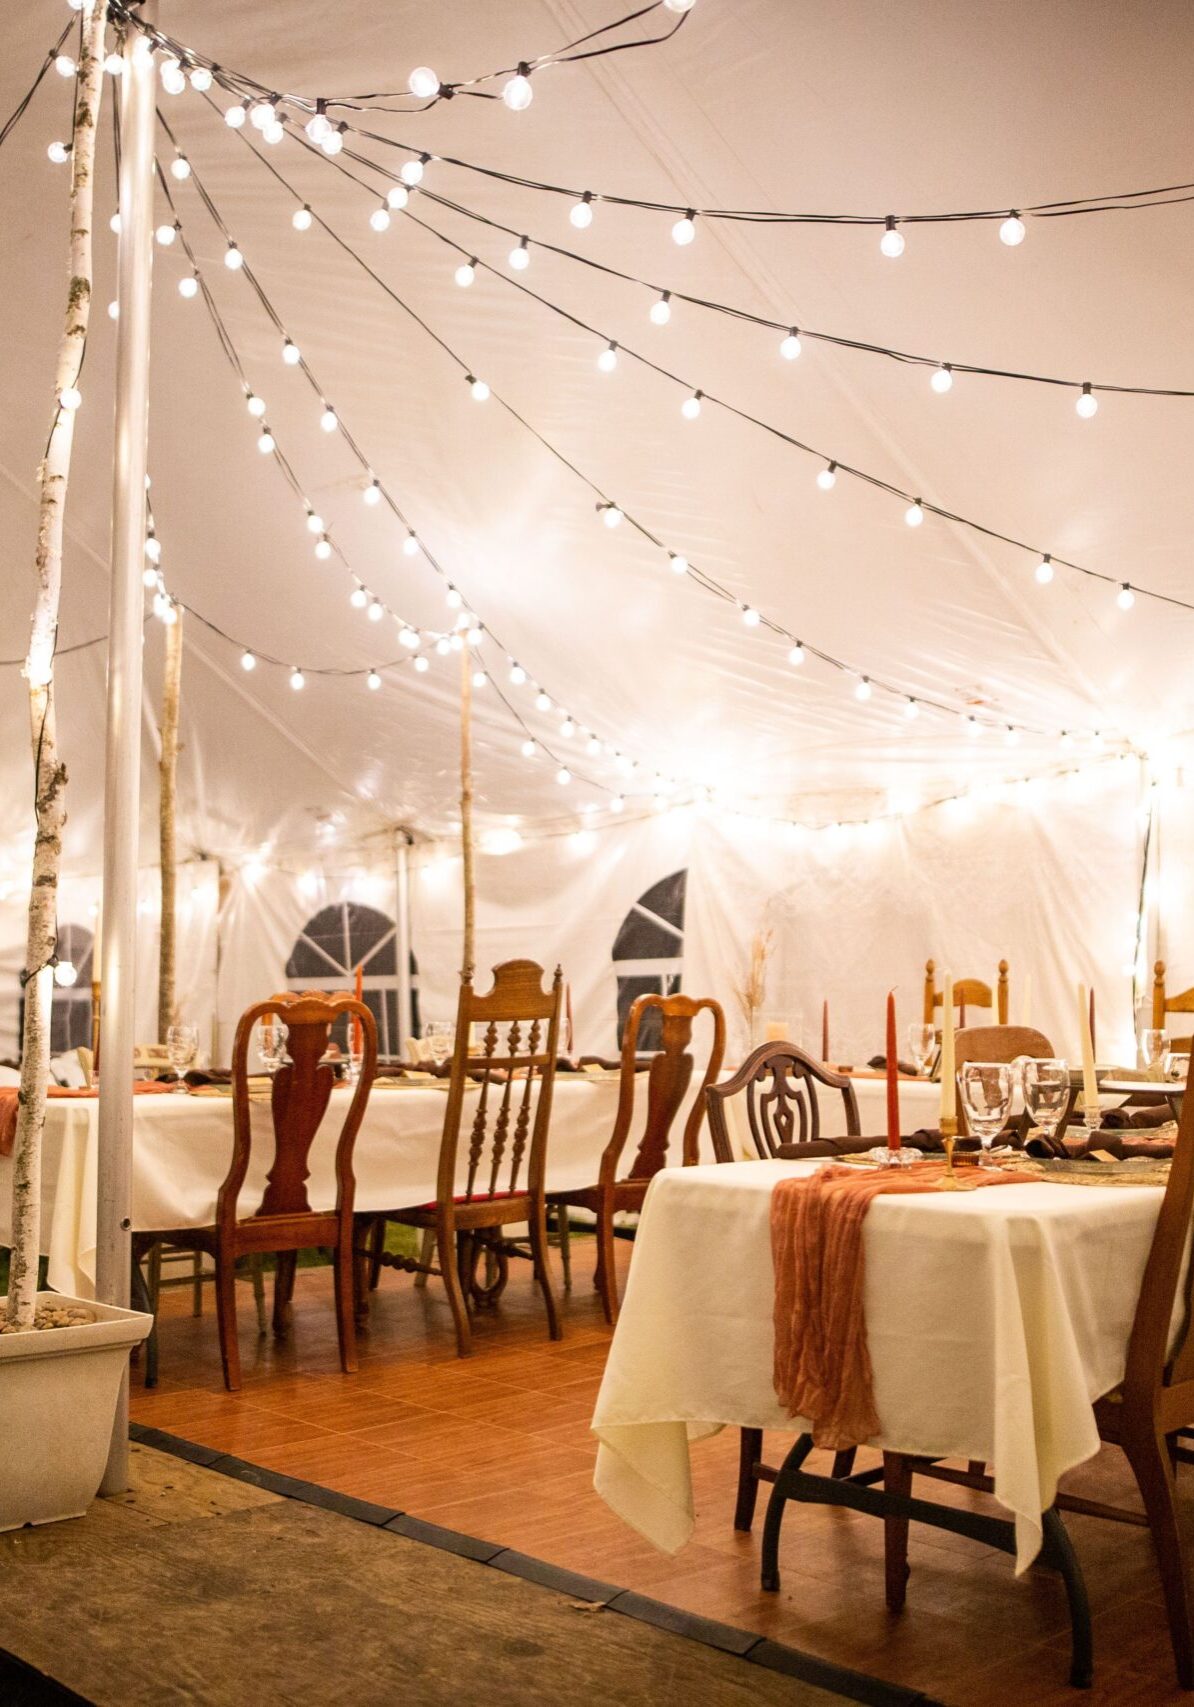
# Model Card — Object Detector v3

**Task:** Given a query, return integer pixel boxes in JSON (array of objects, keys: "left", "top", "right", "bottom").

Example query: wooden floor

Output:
[{"left": 131, "top": 1240, "right": 1191, "bottom": 1706}]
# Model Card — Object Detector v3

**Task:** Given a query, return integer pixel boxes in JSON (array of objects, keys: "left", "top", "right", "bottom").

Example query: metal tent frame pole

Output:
[
  {"left": 97, "top": 5, "right": 157, "bottom": 1497},
  {"left": 395, "top": 831, "right": 414, "bottom": 1053}
]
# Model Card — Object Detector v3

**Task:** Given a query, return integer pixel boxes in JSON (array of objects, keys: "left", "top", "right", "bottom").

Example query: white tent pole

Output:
[
  {"left": 97, "top": 6, "right": 157, "bottom": 1498},
  {"left": 394, "top": 830, "right": 413, "bottom": 1053}
]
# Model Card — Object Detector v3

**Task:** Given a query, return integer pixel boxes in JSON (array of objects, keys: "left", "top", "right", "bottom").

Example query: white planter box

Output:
[{"left": 0, "top": 1291, "right": 152, "bottom": 1532}]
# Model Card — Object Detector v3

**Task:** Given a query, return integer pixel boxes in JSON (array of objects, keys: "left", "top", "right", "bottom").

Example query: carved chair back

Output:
[
  {"left": 924, "top": 957, "right": 1009, "bottom": 1026},
  {"left": 221, "top": 990, "right": 377, "bottom": 1233},
  {"left": 599, "top": 992, "right": 725, "bottom": 1185},
  {"left": 437, "top": 960, "right": 563, "bottom": 1205},
  {"left": 706, "top": 1041, "right": 861, "bottom": 1162},
  {"left": 953, "top": 1024, "right": 1055, "bottom": 1067},
  {"left": 1153, "top": 961, "right": 1194, "bottom": 1051},
  {"left": 1120, "top": 1050, "right": 1194, "bottom": 1408}
]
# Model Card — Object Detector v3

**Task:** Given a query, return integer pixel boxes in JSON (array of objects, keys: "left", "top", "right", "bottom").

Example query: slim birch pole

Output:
[
  {"left": 460, "top": 647, "right": 475, "bottom": 980},
  {"left": 157, "top": 608, "right": 183, "bottom": 1039},
  {"left": 7, "top": 4, "right": 106, "bottom": 1329}
]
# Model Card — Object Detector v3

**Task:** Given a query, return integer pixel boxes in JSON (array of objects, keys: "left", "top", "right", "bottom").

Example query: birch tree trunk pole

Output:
[
  {"left": 7, "top": 5, "right": 107, "bottom": 1330},
  {"left": 157, "top": 608, "right": 183, "bottom": 1039},
  {"left": 460, "top": 646, "right": 475, "bottom": 981}
]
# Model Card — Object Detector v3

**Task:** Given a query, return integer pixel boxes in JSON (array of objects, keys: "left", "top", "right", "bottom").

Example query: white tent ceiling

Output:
[{"left": 2, "top": 0, "right": 1192, "bottom": 880}]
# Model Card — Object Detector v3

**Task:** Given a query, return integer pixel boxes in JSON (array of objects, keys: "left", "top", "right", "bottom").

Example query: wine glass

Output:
[
  {"left": 907, "top": 1023, "right": 936, "bottom": 1077},
  {"left": 423, "top": 1021, "right": 454, "bottom": 1068},
  {"left": 166, "top": 1023, "right": 199, "bottom": 1092},
  {"left": 257, "top": 1018, "right": 289, "bottom": 1076},
  {"left": 960, "top": 1061, "right": 1013, "bottom": 1166},
  {"left": 1023, "top": 1057, "right": 1069, "bottom": 1146},
  {"left": 1165, "top": 1051, "right": 1191, "bottom": 1085},
  {"left": 1140, "top": 1028, "right": 1168, "bottom": 1071}
]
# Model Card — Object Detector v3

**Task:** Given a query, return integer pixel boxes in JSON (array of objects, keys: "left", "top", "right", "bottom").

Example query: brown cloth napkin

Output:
[
  {"left": 0, "top": 1080, "right": 174, "bottom": 1157},
  {"left": 771, "top": 1160, "right": 1037, "bottom": 1451}
]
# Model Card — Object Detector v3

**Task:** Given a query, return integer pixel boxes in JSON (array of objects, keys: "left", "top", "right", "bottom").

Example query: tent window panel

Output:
[
  {"left": 287, "top": 901, "right": 417, "bottom": 1055},
  {"left": 611, "top": 871, "right": 687, "bottom": 1048}
]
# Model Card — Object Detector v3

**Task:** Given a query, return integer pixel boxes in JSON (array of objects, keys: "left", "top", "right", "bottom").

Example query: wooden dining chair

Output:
[
  {"left": 706, "top": 1041, "right": 860, "bottom": 1162},
  {"left": 708, "top": 1040, "right": 862, "bottom": 1530},
  {"left": 156, "top": 990, "right": 377, "bottom": 1391},
  {"left": 953, "top": 1023, "right": 1055, "bottom": 1067},
  {"left": 1153, "top": 961, "right": 1194, "bottom": 1052},
  {"left": 924, "top": 958, "right": 1009, "bottom": 1026},
  {"left": 883, "top": 1051, "right": 1194, "bottom": 1688},
  {"left": 548, "top": 991, "right": 725, "bottom": 1325},
  {"left": 356, "top": 960, "right": 564, "bottom": 1358}
]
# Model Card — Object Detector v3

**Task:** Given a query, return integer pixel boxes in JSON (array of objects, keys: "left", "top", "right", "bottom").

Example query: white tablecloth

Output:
[
  {"left": 0, "top": 1076, "right": 629, "bottom": 1298},
  {"left": 592, "top": 1158, "right": 1168, "bottom": 1572}
]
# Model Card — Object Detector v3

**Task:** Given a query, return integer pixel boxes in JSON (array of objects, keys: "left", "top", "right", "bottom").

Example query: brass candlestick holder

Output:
[{"left": 939, "top": 1114, "right": 960, "bottom": 1189}]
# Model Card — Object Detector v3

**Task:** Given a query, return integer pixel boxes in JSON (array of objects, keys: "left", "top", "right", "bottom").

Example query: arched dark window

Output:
[
  {"left": 286, "top": 902, "right": 420, "bottom": 1056},
  {"left": 611, "top": 870, "right": 687, "bottom": 1048}
]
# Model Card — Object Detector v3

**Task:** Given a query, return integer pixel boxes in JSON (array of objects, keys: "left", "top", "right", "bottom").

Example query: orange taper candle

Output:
[{"left": 886, "top": 990, "right": 901, "bottom": 1151}]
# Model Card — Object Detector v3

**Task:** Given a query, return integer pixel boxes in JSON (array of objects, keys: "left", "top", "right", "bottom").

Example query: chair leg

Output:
[
  {"left": 832, "top": 1448, "right": 857, "bottom": 1478},
  {"left": 214, "top": 1249, "right": 242, "bottom": 1393},
  {"left": 131, "top": 1251, "right": 159, "bottom": 1390},
  {"left": 273, "top": 1251, "right": 297, "bottom": 1341},
  {"left": 249, "top": 1253, "right": 267, "bottom": 1337},
  {"left": 437, "top": 1219, "right": 472, "bottom": 1357},
  {"left": 1123, "top": 1425, "right": 1194, "bottom": 1687},
  {"left": 556, "top": 1205, "right": 572, "bottom": 1293},
  {"left": 735, "top": 1427, "right": 763, "bottom": 1531},
  {"left": 594, "top": 1195, "right": 620, "bottom": 1325},
  {"left": 528, "top": 1197, "right": 562, "bottom": 1342},
  {"left": 332, "top": 1242, "right": 358, "bottom": 1375},
  {"left": 191, "top": 1250, "right": 203, "bottom": 1317},
  {"left": 146, "top": 1240, "right": 162, "bottom": 1313},
  {"left": 413, "top": 1226, "right": 435, "bottom": 1289},
  {"left": 367, "top": 1215, "right": 385, "bottom": 1291},
  {"left": 883, "top": 1452, "right": 913, "bottom": 1612}
]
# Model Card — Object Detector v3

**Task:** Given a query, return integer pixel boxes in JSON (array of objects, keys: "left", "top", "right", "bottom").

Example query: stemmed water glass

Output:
[
  {"left": 907, "top": 1023, "right": 936, "bottom": 1077},
  {"left": 1023, "top": 1058, "right": 1069, "bottom": 1149},
  {"left": 166, "top": 1023, "right": 199, "bottom": 1092},
  {"left": 1140, "top": 1029, "right": 1168, "bottom": 1071},
  {"left": 257, "top": 1018, "right": 289, "bottom": 1076},
  {"left": 423, "top": 1021, "right": 454, "bottom": 1067},
  {"left": 960, "top": 1061, "right": 1014, "bottom": 1166}
]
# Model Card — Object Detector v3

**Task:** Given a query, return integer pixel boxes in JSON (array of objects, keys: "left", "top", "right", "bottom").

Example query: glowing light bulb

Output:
[
  {"left": 854, "top": 676, "right": 873, "bottom": 701},
  {"left": 601, "top": 504, "right": 623, "bottom": 529},
  {"left": 47, "top": 141, "right": 69, "bottom": 164},
  {"left": 321, "top": 125, "right": 345, "bottom": 156},
  {"left": 880, "top": 216, "right": 904, "bottom": 258},
  {"left": 58, "top": 386, "right": 82, "bottom": 411},
  {"left": 314, "top": 537, "right": 332, "bottom": 561},
  {"left": 170, "top": 155, "right": 191, "bottom": 181},
  {"left": 224, "top": 244, "right": 244, "bottom": 270},
  {"left": 142, "top": 565, "right": 158, "bottom": 588},
  {"left": 108, "top": 300, "right": 119, "bottom": 320},
  {"left": 350, "top": 587, "right": 368, "bottom": 609},
  {"left": 435, "top": 636, "right": 451, "bottom": 656},
  {"left": 508, "top": 237, "right": 530, "bottom": 270},
  {"left": 904, "top": 499, "right": 925, "bottom": 528},
  {"left": 672, "top": 210, "right": 696, "bottom": 246},
  {"left": 816, "top": 461, "right": 837, "bottom": 491},
  {"left": 403, "top": 533, "right": 421, "bottom": 557},
  {"left": 249, "top": 99, "right": 276, "bottom": 131},
  {"left": 780, "top": 329, "right": 802, "bottom": 361},
  {"left": 587, "top": 735, "right": 601, "bottom": 756},
  {"left": 1000, "top": 213, "right": 1026, "bottom": 247},
  {"left": 370, "top": 205, "right": 391, "bottom": 232},
  {"left": 367, "top": 670, "right": 381, "bottom": 691},
  {"left": 400, "top": 153, "right": 426, "bottom": 186},
  {"left": 503, "top": 71, "right": 533, "bottom": 111},
  {"left": 468, "top": 376, "right": 490, "bottom": 401},
  {"left": 145, "top": 536, "right": 162, "bottom": 564},
  {"left": 472, "top": 669, "right": 486, "bottom": 688},
  {"left": 320, "top": 407, "right": 338, "bottom": 432},
  {"left": 53, "top": 959, "right": 77, "bottom": 988},
  {"left": 788, "top": 643, "right": 805, "bottom": 666},
  {"left": 263, "top": 120, "right": 285, "bottom": 145},
  {"left": 597, "top": 341, "right": 618, "bottom": 373},
  {"left": 446, "top": 587, "right": 463, "bottom": 609},
  {"left": 103, "top": 53, "right": 123, "bottom": 76},
  {"left": 178, "top": 274, "right": 199, "bottom": 299},
  {"left": 382, "top": 186, "right": 408, "bottom": 214},
  {"left": 109, "top": 211, "right": 120, "bottom": 233},
  {"left": 663, "top": 0, "right": 696, "bottom": 11},
  {"left": 681, "top": 389, "right": 702, "bottom": 420},
  {"left": 669, "top": 553, "right": 689, "bottom": 575},
  {"left": 967, "top": 716, "right": 982, "bottom": 738},
  {"left": 466, "top": 625, "right": 483, "bottom": 646},
  {"left": 650, "top": 291, "right": 672, "bottom": 325},
  {"left": 610, "top": 793, "right": 626, "bottom": 812},
  {"left": 742, "top": 605, "right": 760, "bottom": 627},
  {"left": 509, "top": 663, "right": 527, "bottom": 685},
  {"left": 556, "top": 767, "right": 572, "bottom": 787},
  {"left": 521, "top": 739, "right": 537, "bottom": 758},
  {"left": 1117, "top": 582, "right": 1135, "bottom": 610},
  {"left": 408, "top": 66, "right": 440, "bottom": 98},
  {"left": 55, "top": 54, "right": 76, "bottom": 77},
  {"left": 1076, "top": 382, "right": 1098, "bottom": 419},
  {"left": 292, "top": 204, "right": 313, "bottom": 231},
  {"left": 455, "top": 258, "right": 476, "bottom": 287},
  {"left": 570, "top": 194, "right": 594, "bottom": 229},
  {"left": 246, "top": 393, "right": 266, "bottom": 417},
  {"left": 368, "top": 600, "right": 384, "bottom": 622},
  {"left": 257, "top": 430, "right": 275, "bottom": 454},
  {"left": 1035, "top": 554, "right": 1054, "bottom": 585},
  {"left": 363, "top": 480, "right": 381, "bottom": 505},
  {"left": 560, "top": 719, "right": 575, "bottom": 739},
  {"left": 225, "top": 101, "right": 247, "bottom": 128},
  {"left": 305, "top": 108, "right": 330, "bottom": 142},
  {"left": 155, "top": 223, "right": 176, "bottom": 247},
  {"left": 289, "top": 668, "right": 305, "bottom": 690},
  {"left": 930, "top": 363, "right": 953, "bottom": 393},
  {"left": 160, "top": 62, "right": 186, "bottom": 96},
  {"left": 400, "top": 627, "right": 420, "bottom": 648},
  {"left": 535, "top": 691, "right": 551, "bottom": 712},
  {"left": 414, "top": 654, "right": 430, "bottom": 673},
  {"left": 189, "top": 65, "right": 213, "bottom": 92},
  {"left": 904, "top": 697, "right": 919, "bottom": 720}
]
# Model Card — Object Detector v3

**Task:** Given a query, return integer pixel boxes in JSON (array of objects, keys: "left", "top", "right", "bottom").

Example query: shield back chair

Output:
[
  {"left": 548, "top": 991, "right": 725, "bottom": 1326},
  {"left": 356, "top": 960, "right": 564, "bottom": 1358},
  {"left": 707, "top": 1040, "right": 863, "bottom": 1530},
  {"left": 156, "top": 990, "right": 377, "bottom": 1392},
  {"left": 1154, "top": 961, "right": 1194, "bottom": 1052},
  {"left": 881, "top": 1052, "right": 1194, "bottom": 1689},
  {"left": 923, "top": 958, "right": 1009, "bottom": 1027}
]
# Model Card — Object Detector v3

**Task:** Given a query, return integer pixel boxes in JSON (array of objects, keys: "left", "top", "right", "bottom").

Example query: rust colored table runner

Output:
[
  {"left": 0, "top": 1081, "right": 174, "bottom": 1157},
  {"left": 771, "top": 1160, "right": 1039, "bottom": 1450}
]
